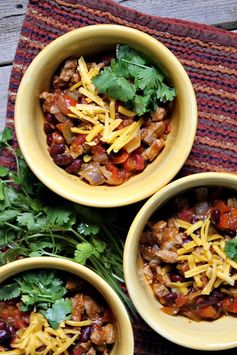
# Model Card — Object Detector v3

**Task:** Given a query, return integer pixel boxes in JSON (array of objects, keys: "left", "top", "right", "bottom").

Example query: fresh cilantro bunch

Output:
[
  {"left": 0, "top": 271, "right": 72, "bottom": 329},
  {"left": 92, "top": 44, "right": 176, "bottom": 115},
  {"left": 0, "top": 128, "right": 136, "bottom": 315}
]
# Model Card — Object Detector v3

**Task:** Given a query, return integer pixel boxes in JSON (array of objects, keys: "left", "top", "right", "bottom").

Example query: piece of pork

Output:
[{"left": 142, "top": 138, "right": 165, "bottom": 161}]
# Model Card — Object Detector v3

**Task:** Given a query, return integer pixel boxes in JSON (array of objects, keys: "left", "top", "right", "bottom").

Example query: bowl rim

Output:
[
  {"left": 0, "top": 256, "right": 134, "bottom": 355},
  {"left": 15, "top": 24, "right": 197, "bottom": 207},
  {"left": 123, "top": 171, "right": 237, "bottom": 350}
]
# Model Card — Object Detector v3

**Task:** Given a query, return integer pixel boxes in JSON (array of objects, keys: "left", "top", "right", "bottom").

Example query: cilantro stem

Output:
[{"left": 121, "top": 59, "right": 151, "bottom": 70}]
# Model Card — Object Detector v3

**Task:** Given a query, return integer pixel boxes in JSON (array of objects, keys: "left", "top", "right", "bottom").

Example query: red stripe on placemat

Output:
[{"left": 1, "top": 1, "right": 237, "bottom": 353}]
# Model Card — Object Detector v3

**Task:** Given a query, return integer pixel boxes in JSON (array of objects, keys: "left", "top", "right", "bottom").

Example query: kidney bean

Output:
[
  {"left": 48, "top": 144, "right": 65, "bottom": 157},
  {"left": 46, "top": 134, "right": 53, "bottom": 146},
  {"left": 211, "top": 208, "right": 220, "bottom": 225},
  {"left": 170, "top": 274, "right": 184, "bottom": 282},
  {"left": 0, "top": 329, "right": 11, "bottom": 343},
  {"left": 45, "top": 113, "right": 57, "bottom": 124},
  {"left": 0, "top": 321, "right": 6, "bottom": 330},
  {"left": 80, "top": 326, "right": 91, "bottom": 342},
  {"left": 53, "top": 153, "right": 73, "bottom": 166},
  {"left": 65, "top": 159, "right": 82, "bottom": 174},
  {"left": 44, "top": 122, "right": 55, "bottom": 134},
  {"left": 52, "top": 132, "right": 65, "bottom": 144},
  {"left": 164, "top": 292, "right": 177, "bottom": 305},
  {"left": 191, "top": 215, "right": 198, "bottom": 224}
]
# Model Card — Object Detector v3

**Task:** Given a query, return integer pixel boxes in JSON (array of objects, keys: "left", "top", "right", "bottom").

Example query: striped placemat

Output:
[{"left": 2, "top": 1, "right": 237, "bottom": 353}]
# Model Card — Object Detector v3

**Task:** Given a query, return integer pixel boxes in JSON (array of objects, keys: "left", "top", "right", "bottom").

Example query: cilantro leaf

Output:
[
  {"left": 111, "top": 59, "right": 130, "bottom": 78},
  {"left": 0, "top": 167, "right": 9, "bottom": 177},
  {"left": 0, "top": 127, "right": 13, "bottom": 145},
  {"left": 156, "top": 83, "right": 176, "bottom": 103},
  {"left": 116, "top": 44, "right": 147, "bottom": 65},
  {"left": 74, "top": 238, "right": 106, "bottom": 265},
  {"left": 224, "top": 235, "right": 237, "bottom": 262},
  {"left": 17, "top": 212, "right": 36, "bottom": 231},
  {"left": 74, "top": 242, "right": 94, "bottom": 265},
  {"left": 134, "top": 67, "right": 160, "bottom": 91},
  {"left": 0, "top": 229, "right": 16, "bottom": 248},
  {"left": 42, "top": 299, "right": 72, "bottom": 329},
  {"left": 77, "top": 222, "right": 100, "bottom": 236},
  {"left": 45, "top": 206, "right": 75, "bottom": 227},
  {"left": 131, "top": 94, "right": 152, "bottom": 116},
  {"left": 0, "top": 283, "right": 20, "bottom": 301},
  {"left": 92, "top": 239, "right": 106, "bottom": 257},
  {"left": 0, "top": 209, "right": 18, "bottom": 223},
  {"left": 92, "top": 67, "right": 135, "bottom": 102}
]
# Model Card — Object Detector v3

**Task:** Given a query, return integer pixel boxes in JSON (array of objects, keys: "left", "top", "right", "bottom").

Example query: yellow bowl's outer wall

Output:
[
  {"left": 0, "top": 257, "right": 134, "bottom": 355},
  {"left": 15, "top": 24, "right": 197, "bottom": 207},
  {"left": 124, "top": 172, "right": 237, "bottom": 351}
]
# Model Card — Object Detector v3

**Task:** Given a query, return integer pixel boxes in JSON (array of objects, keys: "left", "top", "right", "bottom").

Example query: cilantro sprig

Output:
[
  {"left": 0, "top": 271, "right": 72, "bottom": 329},
  {"left": 92, "top": 44, "right": 176, "bottom": 115},
  {"left": 0, "top": 128, "right": 136, "bottom": 315}
]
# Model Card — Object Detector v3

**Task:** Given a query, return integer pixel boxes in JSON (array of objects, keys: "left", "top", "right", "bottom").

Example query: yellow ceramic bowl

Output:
[
  {"left": 0, "top": 257, "right": 134, "bottom": 354},
  {"left": 15, "top": 24, "right": 197, "bottom": 207},
  {"left": 124, "top": 172, "right": 237, "bottom": 350}
]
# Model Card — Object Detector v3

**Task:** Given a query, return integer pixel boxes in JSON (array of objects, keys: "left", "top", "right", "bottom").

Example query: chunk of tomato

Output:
[
  {"left": 175, "top": 294, "right": 188, "bottom": 307},
  {"left": 110, "top": 150, "right": 129, "bottom": 164},
  {"left": 225, "top": 300, "right": 237, "bottom": 313},
  {"left": 214, "top": 201, "right": 230, "bottom": 214},
  {"left": 57, "top": 94, "right": 77, "bottom": 115},
  {"left": 198, "top": 305, "right": 219, "bottom": 319},
  {"left": 218, "top": 211, "right": 237, "bottom": 231}
]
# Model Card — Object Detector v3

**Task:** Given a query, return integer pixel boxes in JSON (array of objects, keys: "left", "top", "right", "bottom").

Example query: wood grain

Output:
[
  {"left": 0, "top": 66, "right": 11, "bottom": 131},
  {"left": 116, "top": 0, "right": 237, "bottom": 27},
  {"left": 115, "top": 0, "right": 237, "bottom": 28},
  {"left": 0, "top": 1, "right": 27, "bottom": 65}
]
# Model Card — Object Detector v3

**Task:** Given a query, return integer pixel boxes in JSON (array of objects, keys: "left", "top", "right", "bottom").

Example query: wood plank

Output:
[
  {"left": 0, "top": 65, "right": 11, "bottom": 132},
  {"left": 115, "top": 0, "right": 237, "bottom": 29},
  {"left": 0, "top": 0, "right": 27, "bottom": 65}
]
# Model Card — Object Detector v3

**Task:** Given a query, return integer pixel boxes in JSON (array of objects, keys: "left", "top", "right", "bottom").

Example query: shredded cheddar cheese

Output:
[
  {"left": 1, "top": 313, "right": 92, "bottom": 355},
  {"left": 176, "top": 216, "right": 237, "bottom": 295},
  {"left": 57, "top": 55, "right": 146, "bottom": 155}
]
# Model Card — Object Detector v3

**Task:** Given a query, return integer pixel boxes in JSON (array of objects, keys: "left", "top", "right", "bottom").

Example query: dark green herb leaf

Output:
[
  {"left": 17, "top": 212, "right": 37, "bottom": 231},
  {"left": 45, "top": 206, "right": 75, "bottom": 227},
  {"left": 93, "top": 67, "right": 135, "bottom": 102},
  {"left": 0, "top": 167, "right": 9, "bottom": 177},
  {"left": 74, "top": 242, "right": 94, "bottom": 265},
  {"left": 224, "top": 235, "right": 237, "bottom": 262},
  {"left": 116, "top": 44, "right": 147, "bottom": 65},
  {"left": 0, "top": 209, "right": 18, "bottom": 223},
  {"left": 77, "top": 222, "right": 100, "bottom": 236},
  {"left": 0, "top": 127, "right": 13, "bottom": 145},
  {"left": 0, "top": 283, "right": 20, "bottom": 301},
  {"left": 42, "top": 299, "right": 72, "bottom": 329},
  {"left": 156, "top": 83, "right": 176, "bottom": 103}
]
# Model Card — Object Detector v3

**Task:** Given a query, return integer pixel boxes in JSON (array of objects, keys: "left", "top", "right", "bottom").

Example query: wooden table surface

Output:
[{"left": 0, "top": 0, "right": 236, "bottom": 132}]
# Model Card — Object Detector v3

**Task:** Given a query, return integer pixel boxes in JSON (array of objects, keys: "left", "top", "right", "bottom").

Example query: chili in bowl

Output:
[
  {"left": 39, "top": 45, "right": 174, "bottom": 187},
  {"left": 15, "top": 24, "right": 197, "bottom": 207},
  {"left": 124, "top": 172, "right": 237, "bottom": 350},
  {"left": 0, "top": 257, "right": 134, "bottom": 354}
]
